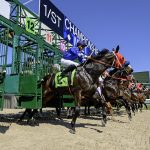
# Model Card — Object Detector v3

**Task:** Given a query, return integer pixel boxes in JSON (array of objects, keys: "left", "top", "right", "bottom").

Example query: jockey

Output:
[
  {"left": 136, "top": 81, "right": 143, "bottom": 93},
  {"left": 97, "top": 70, "right": 110, "bottom": 95},
  {"left": 60, "top": 41, "right": 88, "bottom": 76}
]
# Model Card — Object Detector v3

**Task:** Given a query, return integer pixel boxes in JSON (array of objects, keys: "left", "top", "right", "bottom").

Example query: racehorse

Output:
[
  {"left": 42, "top": 49, "right": 118, "bottom": 133},
  {"left": 130, "top": 85, "right": 149, "bottom": 112},
  {"left": 136, "top": 87, "right": 149, "bottom": 111},
  {"left": 102, "top": 65, "right": 133, "bottom": 120}
]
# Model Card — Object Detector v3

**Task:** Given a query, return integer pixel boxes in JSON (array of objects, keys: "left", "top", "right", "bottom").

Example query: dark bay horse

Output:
[
  {"left": 130, "top": 85, "right": 149, "bottom": 112},
  {"left": 42, "top": 49, "right": 117, "bottom": 133},
  {"left": 134, "top": 89, "right": 148, "bottom": 111},
  {"left": 102, "top": 65, "right": 133, "bottom": 120}
]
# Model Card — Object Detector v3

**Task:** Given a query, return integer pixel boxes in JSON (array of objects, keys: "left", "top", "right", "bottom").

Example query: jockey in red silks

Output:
[{"left": 136, "top": 82, "right": 143, "bottom": 92}]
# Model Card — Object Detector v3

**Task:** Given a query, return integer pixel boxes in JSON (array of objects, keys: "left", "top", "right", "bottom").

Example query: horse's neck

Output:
[
  {"left": 84, "top": 63, "right": 107, "bottom": 83},
  {"left": 144, "top": 89, "right": 150, "bottom": 96},
  {"left": 122, "top": 80, "right": 130, "bottom": 88},
  {"left": 113, "top": 70, "right": 127, "bottom": 78}
]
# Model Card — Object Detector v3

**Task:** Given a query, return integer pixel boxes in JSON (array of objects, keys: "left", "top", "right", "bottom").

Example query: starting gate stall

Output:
[
  {"left": 0, "top": 29, "right": 9, "bottom": 110},
  {"left": 0, "top": 0, "right": 98, "bottom": 111},
  {"left": 0, "top": 0, "right": 63, "bottom": 110}
]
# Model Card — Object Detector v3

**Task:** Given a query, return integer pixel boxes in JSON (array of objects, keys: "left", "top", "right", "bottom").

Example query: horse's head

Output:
[
  {"left": 123, "top": 65, "right": 133, "bottom": 76},
  {"left": 94, "top": 49, "right": 116, "bottom": 67},
  {"left": 143, "top": 88, "right": 150, "bottom": 97},
  {"left": 112, "top": 45, "right": 126, "bottom": 69}
]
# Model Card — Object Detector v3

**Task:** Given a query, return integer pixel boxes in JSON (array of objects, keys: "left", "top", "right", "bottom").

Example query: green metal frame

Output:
[{"left": 0, "top": 0, "right": 64, "bottom": 110}]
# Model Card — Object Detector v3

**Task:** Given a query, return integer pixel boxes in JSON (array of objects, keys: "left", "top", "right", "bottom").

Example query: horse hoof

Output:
[
  {"left": 17, "top": 120, "right": 23, "bottom": 125},
  {"left": 69, "top": 129, "right": 75, "bottom": 134},
  {"left": 57, "top": 117, "right": 63, "bottom": 121},
  {"left": 35, "top": 122, "right": 39, "bottom": 126},
  {"left": 27, "top": 120, "right": 39, "bottom": 126},
  {"left": 101, "top": 120, "right": 106, "bottom": 127},
  {"left": 67, "top": 115, "right": 73, "bottom": 119},
  {"left": 128, "top": 116, "right": 132, "bottom": 121}
]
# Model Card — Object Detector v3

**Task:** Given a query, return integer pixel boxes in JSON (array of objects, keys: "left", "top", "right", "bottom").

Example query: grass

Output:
[{"left": 143, "top": 105, "right": 150, "bottom": 110}]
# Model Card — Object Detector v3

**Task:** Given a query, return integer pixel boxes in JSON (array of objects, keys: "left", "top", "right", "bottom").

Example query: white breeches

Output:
[
  {"left": 61, "top": 58, "right": 79, "bottom": 67},
  {"left": 97, "top": 86, "right": 102, "bottom": 95}
]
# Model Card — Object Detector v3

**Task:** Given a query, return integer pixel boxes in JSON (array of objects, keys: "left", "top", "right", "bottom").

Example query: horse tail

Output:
[{"left": 42, "top": 74, "right": 54, "bottom": 96}]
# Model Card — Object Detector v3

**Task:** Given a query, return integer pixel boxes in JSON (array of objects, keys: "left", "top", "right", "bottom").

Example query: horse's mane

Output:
[
  {"left": 80, "top": 49, "right": 110, "bottom": 66},
  {"left": 93, "top": 49, "right": 110, "bottom": 60},
  {"left": 109, "top": 66, "right": 133, "bottom": 78},
  {"left": 42, "top": 74, "right": 52, "bottom": 84}
]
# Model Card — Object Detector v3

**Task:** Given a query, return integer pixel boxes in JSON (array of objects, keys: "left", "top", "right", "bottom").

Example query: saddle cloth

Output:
[{"left": 55, "top": 69, "right": 76, "bottom": 88}]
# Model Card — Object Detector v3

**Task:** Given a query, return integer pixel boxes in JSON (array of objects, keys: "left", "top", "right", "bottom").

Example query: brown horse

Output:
[
  {"left": 42, "top": 49, "right": 118, "bottom": 133},
  {"left": 102, "top": 65, "right": 133, "bottom": 120},
  {"left": 130, "top": 85, "right": 149, "bottom": 112}
]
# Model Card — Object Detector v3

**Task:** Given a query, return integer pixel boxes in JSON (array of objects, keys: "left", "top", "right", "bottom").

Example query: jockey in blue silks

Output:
[
  {"left": 60, "top": 41, "right": 88, "bottom": 76},
  {"left": 61, "top": 41, "right": 87, "bottom": 67}
]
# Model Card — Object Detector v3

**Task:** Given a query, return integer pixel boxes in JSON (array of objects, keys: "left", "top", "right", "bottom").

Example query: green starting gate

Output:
[
  {"left": 0, "top": 0, "right": 97, "bottom": 110},
  {"left": 0, "top": 0, "right": 66, "bottom": 110}
]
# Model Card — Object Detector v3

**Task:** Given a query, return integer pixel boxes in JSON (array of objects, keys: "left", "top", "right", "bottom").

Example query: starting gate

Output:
[
  {"left": 0, "top": 0, "right": 64, "bottom": 110},
  {"left": 0, "top": 0, "right": 97, "bottom": 110}
]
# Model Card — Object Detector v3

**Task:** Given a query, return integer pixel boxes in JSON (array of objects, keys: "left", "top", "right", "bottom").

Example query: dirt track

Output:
[{"left": 0, "top": 109, "right": 150, "bottom": 150}]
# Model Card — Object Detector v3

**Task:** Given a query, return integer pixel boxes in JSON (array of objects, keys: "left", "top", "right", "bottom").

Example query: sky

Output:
[{"left": 20, "top": 0, "right": 150, "bottom": 72}]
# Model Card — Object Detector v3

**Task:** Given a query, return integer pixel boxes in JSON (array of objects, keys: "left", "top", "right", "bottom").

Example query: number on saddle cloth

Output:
[{"left": 55, "top": 70, "right": 76, "bottom": 88}]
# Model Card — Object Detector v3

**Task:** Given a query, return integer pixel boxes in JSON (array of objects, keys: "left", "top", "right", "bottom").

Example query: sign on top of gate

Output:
[
  {"left": 40, "top": 0, "right": 64, "bottom": 37},
  {"left": 39, "top": 0, "right": 97, "bottom": 52}
]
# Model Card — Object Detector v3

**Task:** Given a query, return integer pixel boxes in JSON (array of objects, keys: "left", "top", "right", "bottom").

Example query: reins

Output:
[
  {"left": 109, "top": 76, "right": 128, "bottom": 81},
  {"left": 82, "top": 51, "right": 118, "bottom": 69},
  {"left": 88, "top": 57, "right": 118, "bottom": 69}
]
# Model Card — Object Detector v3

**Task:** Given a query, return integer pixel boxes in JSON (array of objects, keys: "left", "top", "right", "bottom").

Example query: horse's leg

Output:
[
  {"left": 70, "top": 92, "right": 81, "bottom": 134},
  {"left": 134, "top": 101, "right": 139, "bottom": 112},
  {"left": 100, "top": 93, "right": 108, "bottom": 126},
  {"left": 38, "top": 108, "right": 43, "bottom": 117},
  {"left": 17, "top": 109, "right": 31, "bottom": 124},
  {"left": 137, "top": 100, "right": 140, "bottom": 111},
  {"left": 116, "top": 99, "right": 122, "bottom": 114},
  {"left": 120, "top": 99, "right": 132, "bottom": 121},
  {"left": 70, "top": 107, "right": 75, "bottom": 117},
  {"left": 106, "top": 101, "right": 115, "bottom": 121},
  {"left": 84, "top": 106, "right": 87, "bottom": 115},
  {"left": 66, "top": 107, "right": 74, "bottom": 118},
  {"left": 70, "top": 106, "right": 80, "bottom": 134},
  {"left": 139, "top": 102, "right": 143, "bottom": 112},
  {"left": 100, "top": 101, "right": 107, "bottom": 126},
  {"left": 27, "top": 109, "right": 39, "bottom": 126},
  {"left": 88, "top": 106, "right": 90, "bottom": 115},
  {"left": 67, "top": 107, "right": 70, "bottom": 118},
  {"left": 55, "top": 107, "right": 62, "bottom": 120},
  {"left": 143, "top": 102, "right": 148, "bottom": 109},
  {"left": 135, "top": 102, "right": 138, "bottom": 112},
  {"left": 124, "top": 100, "right": 132, "bottom": 120},
  {"left": 116, "top": 102, "right": 120, "bottom": 114},
  {"left": 130, "top": 102, "right": 135, "bottom": 116},
  {"left": 137, "top": 102, "right": 141, "bottom": 111}
]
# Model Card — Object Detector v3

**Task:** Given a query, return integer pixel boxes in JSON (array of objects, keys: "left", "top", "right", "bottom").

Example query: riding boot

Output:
[{"left": 61, "top": 65, "right": 76, "bottom": 77}]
